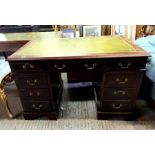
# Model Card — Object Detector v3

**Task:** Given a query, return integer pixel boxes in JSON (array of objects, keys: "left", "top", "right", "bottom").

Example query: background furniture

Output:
[
  {"left": 135, "top": 25, "right": 155, "bottom": 39},
  {"left": 0, "top": 58, "right": 14, "bottom": 118},
  {"left": 0, "top": 25, "right": 39, "bottom": 33},
  {"left": 0, "top": 25, "right": 112, "bottom": 37},
  {"left": 0, "top": 25, "right": 55, "bottom": 33},
  {"left": 7, "top": 34, "right": 148, "bottom": 120},
  {"left": 37, "top": 25, "right": 53, "bottom": 32}
]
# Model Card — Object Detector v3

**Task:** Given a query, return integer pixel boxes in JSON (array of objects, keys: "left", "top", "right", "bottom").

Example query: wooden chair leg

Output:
[{"left": 0, "top": 84, "right": 13, "bottom": 118}]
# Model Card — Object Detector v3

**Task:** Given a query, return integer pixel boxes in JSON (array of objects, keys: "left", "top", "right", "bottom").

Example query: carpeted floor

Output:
[
  {"left": 1, "top": 119, "right": 155, "bottom": 130},
  {"left": 1, "top": 74, "right": 155, "bottom": 130}
]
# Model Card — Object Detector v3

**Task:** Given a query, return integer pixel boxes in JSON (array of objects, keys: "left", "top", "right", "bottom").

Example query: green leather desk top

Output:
[{"left": 6, "top": 33, "right": 148, "bottom": 61}]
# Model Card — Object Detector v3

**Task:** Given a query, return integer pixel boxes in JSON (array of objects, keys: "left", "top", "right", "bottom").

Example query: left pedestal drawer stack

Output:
[{"left": 9, "top": 61, "right": 63, "bottom": 120}]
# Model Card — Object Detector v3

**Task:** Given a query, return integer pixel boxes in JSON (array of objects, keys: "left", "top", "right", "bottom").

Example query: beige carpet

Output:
[
  {"left": 1, "top": 74, "right": 155, "bottom": 130},
  {"left": 1, "top": 119, "right": 155, "bottom": 130}
]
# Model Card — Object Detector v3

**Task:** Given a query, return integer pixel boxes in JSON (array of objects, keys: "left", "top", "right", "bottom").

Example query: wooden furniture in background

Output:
[
  {"left": 53, "top": 25, "right": 76, "bottom": 32},
  {"left": 0, "top": 58, "right": 14, "bottom": 118},
  {"left": 7, "top": 33, "right": 149, "bottom": 120},
  {"left": 136, "top": 25, "right": 155, "bottom": 39}
]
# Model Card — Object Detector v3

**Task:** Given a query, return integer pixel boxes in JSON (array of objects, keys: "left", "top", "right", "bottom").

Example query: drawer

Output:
[
  {"left": 15, "top": 73, "right": 48, "bottom": 89},
  {"left": 105, "top": 58, "right": 147, "bottom": 71},
  {"left": 22, "top": 101, "right": 52, "bottom": 112},
  {"left": 19, "top": 89, "right": 50, "bottom": 101},
  {"left": 73, "top": 61, "right": 103, "bottom": 71},
  {"left": 49, "top": 62, "right": 73, "bottom": 72},
  {"left": 104, "top": 72, "right": 141, "bottom": 88},
  {"left": 102, "top": 88, "right": 137, "bottom": 100},
  {"left": 10, "top": 61, "right": 48, "bottom": 72},
  {"left": 101, "top": 100, "right": 134, "bottom": 112},
  {"left": 49, "top": 60, "right": 103, "bottom": 72}
]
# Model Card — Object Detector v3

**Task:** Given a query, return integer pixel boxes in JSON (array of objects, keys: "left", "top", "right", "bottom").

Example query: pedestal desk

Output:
[{"left": 4, "top": 32, "right": 149, "bottom": 120}]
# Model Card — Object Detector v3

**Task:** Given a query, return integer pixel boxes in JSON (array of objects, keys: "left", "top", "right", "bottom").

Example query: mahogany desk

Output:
[{"left": 6, "top": 33, "right": 149, "bottom": 120}]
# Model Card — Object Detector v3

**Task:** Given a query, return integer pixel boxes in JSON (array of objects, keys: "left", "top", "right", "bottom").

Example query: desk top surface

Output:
[{"left": 5, "top": 32, "right": 148, "bottom": 61}]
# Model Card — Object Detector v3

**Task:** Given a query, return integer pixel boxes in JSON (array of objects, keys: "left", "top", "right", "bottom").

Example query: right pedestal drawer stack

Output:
[{"left": 97, "top": 58, "right": 147, "bottom": 119}]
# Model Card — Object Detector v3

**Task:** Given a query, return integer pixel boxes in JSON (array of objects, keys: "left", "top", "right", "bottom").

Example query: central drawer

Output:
[
  {"left": 102, "top": 88, "right": 137, "bottom": 100},
  {"left": 49, "top": 62, "right": 72, "bottom": 72},
  {"left": 49, "top": 60, "right": 103, "bottom": 72},
  {"left": 19, "top": 89, "right": 50, "bottom": 101},
  {"left": 73, "top": 61, "right": 103, "bottom": 71}
]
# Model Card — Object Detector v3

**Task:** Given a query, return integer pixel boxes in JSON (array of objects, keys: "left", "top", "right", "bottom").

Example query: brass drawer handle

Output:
[
  {"left": 54, "top": 64, "right": 66, "bottom": 70},
  {"left": 118, "top": 62, "right": 132, "bottom": 69},
  {"left": 113, "top": 90, "right": 126, "bottom": 95},
  {"left": 116, "top": 78, "right": 128, "bottom": 84},
  {"left": 26, "top": 79, "right": 38, "bottom": 86},
  {"left": 32, "top": 104, "right": 43, "bottom": 110},
  {"left": 22, "top": 63, "right": 35, "bottom": 69},
  {"left": 112, "top": 103, "right": 122, "bottom": 109},
  {"left": 84, "top": 63, "right": 97, "bottom": 70}
]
